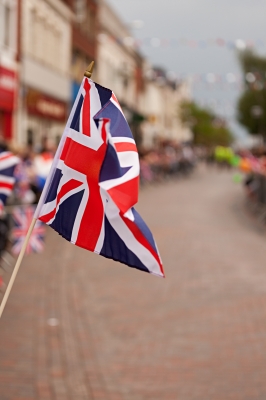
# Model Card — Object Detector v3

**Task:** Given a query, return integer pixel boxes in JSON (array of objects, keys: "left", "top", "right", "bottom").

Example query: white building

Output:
[
  {"left": 17, "top": 0, "right": 73, "bottom": 148},
  {"left": 0, "top": 0, "right": 18, "bottom": 141},
  {"left": 175, "top": 79, "right": 193, "bottom": 143},
  {"left": 141, "top": 67, "right": 192, "bottom": 148}
]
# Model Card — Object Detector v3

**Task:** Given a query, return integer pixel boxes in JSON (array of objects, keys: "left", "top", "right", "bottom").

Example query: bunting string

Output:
[
  {"left": 98, "top": 33, "right": 266, "bottom": 51},
  {"left": 144, "top": 71, "right": 266, "bottom": 90}
]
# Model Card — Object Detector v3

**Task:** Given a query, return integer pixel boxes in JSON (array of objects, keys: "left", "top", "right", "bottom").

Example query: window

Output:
[
  {"left": 31, "top": 10, "right": 38, "bottom": 56},
  {"left": 4, "top": 3, "right": 11, "bottom": 47},
  {"left": 27, "top": 129, "right": 34, "bottom": 146},
  {"left": 75, "top": 0, "right": 86, "bottom": 23}
]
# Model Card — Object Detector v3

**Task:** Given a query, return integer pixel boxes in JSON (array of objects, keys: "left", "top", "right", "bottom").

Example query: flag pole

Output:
[
  {"left": 0, "top": 217, "right": 37, "bottom": 318},
  {"left": 0, "top": 61, "right": 96, "bottom": 319}
]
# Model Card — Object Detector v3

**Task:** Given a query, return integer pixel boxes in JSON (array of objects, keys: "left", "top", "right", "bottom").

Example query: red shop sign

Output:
[
  {"left": 0, "top": 66, "right": 16, "bottom": 111},
  {"left": 26, "top": 89, "right": 67, "bottom": 122}
]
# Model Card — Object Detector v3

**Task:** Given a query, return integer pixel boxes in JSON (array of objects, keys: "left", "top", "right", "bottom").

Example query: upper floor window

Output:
[
  {"left": 75, "top": 0, "right": 86, "bottom": 23},
  {"left": 3, "top": 3, "right": 11, "bottom": 47}
]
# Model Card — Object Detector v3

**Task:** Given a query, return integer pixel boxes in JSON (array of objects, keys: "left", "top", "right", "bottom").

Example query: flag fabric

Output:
[
  {"left": 12, "top": 206, "right": 45, "bottom": 255},
  {"left": 34, "top": 77, "right": 164, "bottom": 277},
  {"left": 0, "top": 151, "right": 20, "bottom": 214}
]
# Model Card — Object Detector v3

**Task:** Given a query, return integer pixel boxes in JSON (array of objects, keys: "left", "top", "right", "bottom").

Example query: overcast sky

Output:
[{"left": 107, "top": 0, "right": 266, "bottom": 139}]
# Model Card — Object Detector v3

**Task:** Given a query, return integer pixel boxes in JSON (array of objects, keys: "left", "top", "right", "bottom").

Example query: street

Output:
[{"left": 1, "top": 166, "right": 266, "bottom": 400}]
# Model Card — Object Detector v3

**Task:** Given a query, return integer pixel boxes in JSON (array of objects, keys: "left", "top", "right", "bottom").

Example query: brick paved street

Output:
[{"left": 1, "top": 166, "right": 266, "bottom": 400}]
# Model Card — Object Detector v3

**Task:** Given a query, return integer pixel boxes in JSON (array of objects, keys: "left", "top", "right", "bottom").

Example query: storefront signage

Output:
[
  {"left": 0, "top": 66, "right": 16, "bottom": 111},
  {"left": 26, "top": 89, "right": 67, "bottom": 121}
]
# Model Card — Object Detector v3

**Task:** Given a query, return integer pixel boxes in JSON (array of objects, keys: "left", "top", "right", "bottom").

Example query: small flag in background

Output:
[
  {"left": 0, "top": 151, "right": 20, "bottom": 214},
  {"left": 34, "top": 77, "right": 164, "bottom": 277},
  {"left": 34, "top": 151, "right": 54, "bottom": 190},
  {"left": 12, "top": 206, "right": 45, "bottom": 255}
]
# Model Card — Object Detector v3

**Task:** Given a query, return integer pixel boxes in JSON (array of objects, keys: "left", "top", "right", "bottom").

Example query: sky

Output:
[{"left": 107, "top": 0, "right": 266, "bottom": 141}]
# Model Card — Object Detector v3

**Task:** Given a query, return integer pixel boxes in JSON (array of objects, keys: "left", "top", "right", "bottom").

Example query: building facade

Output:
[
  {"left": 68, "top": 0, "right": 98, "bottom": 105},
  {"left": 0, "top": 0, "right": 19, "bottom": 141},
  {"left": 17, "top": 0, "right": 73, "bottom": 148},
  {"left": 97, "top": 0, "right": 145, "bottom": 145},
  {"left": 139, "top": 67, "right": 192, "bottom": 148},
  {"left": 12, "top": 0, "right": 191, "bottom": 149},
  {"left": 98, "top": 1, "right": 191, "bottom": 149}
]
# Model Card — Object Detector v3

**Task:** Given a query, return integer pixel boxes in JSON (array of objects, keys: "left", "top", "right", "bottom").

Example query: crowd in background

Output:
[
  {"left": 0, "top": 137, "right": 199, "bottom": 208},
  {"left": 2, "top": 134, "right": 266, "bottom": 274},
  {"left": 139, "top": 140, "right": 198, "bottom": 185},
  {"left": 205, "top": 144, "right": 266, "bottom": 209},
  {"left": 238, "top": 147, "right": 266, "bottom": 206},
  {"left": 2, "top": 137, "right": 55, "bottom": 207},
  {"left": 6, "top": 133, "right": 266, "bottom": 212}
]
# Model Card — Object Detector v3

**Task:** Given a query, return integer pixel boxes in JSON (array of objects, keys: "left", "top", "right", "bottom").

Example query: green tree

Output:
[
  {"left": 237, "top": 50, "right": 266, "bottom": 139},
  {"left": 180, "top": 101, "right": 233, "bottom": 147}
]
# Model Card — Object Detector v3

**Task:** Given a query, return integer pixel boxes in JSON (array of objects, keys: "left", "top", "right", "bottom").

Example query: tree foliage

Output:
[
  {"left": 237, "top": 50, "right": 266, "bottom": 137},
  {"left": 180, "top": 101, "right": 233, "bottom": 147}
]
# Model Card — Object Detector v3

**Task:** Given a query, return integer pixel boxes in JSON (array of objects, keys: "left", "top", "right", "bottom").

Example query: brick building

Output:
[{"left": 66, "top": 0, "right": 98, "bottom": 104}]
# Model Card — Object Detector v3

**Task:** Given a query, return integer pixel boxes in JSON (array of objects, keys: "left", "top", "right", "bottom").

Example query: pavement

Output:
[{"left": 1, "top": 165, "right": 266, "bottom": 400}]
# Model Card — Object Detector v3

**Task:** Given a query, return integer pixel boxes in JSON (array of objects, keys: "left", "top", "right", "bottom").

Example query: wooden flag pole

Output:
[{"left": 0, "top": 218, "right": 37, "bottom": 319}]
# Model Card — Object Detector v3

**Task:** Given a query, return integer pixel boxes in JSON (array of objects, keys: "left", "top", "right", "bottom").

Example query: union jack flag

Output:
[
  {"left": 34, "top": 78, "right": 164, "bottom": 277},
  {"left": 0, "top": 151, "right": 20, "bottom": 214},
  {"left": 12, "top": 206, "right": 45, "bottom": 255}
]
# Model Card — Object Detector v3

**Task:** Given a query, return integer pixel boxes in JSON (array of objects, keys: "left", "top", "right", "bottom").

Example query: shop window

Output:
[
  {"left": 56, "top": 135, "right": 61, "bottom": 147},
  {"left": 41, "top": 135, "right": 48, "bottom": 152},
  {"left": 27, "top": 129, "right": 34, "bottom": 146}
]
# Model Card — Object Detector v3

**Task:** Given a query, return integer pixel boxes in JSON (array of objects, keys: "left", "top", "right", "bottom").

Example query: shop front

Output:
[
  {"left": 25, "top": 88, "right": 68, "bottom": 150},
  {"left": 0, "top": 66, "right": 16, "bottom": 140}
]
